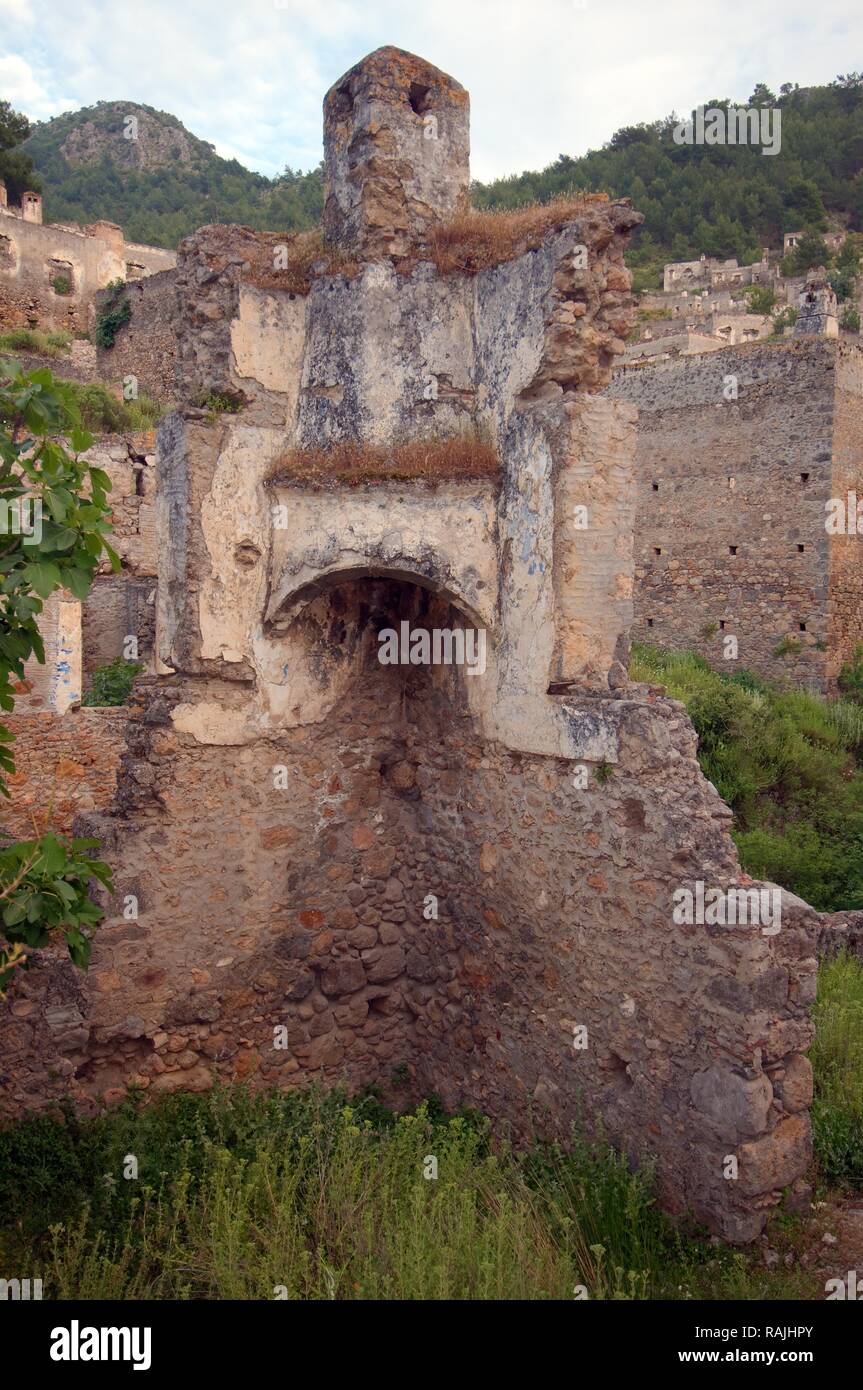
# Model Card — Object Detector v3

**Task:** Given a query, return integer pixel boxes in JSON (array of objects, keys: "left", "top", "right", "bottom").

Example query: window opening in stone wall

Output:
[
  {"left": 408, "top": 83, "right": 432, "bottom": 114},
  {"left": 47, "top": 258, "right": 74, "bottom": 295}
]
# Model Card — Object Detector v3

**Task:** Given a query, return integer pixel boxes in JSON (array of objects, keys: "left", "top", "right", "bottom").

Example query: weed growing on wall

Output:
[
  {"left": 94, "top": 279, "right": 131, "bottom": 349},
  {"left": 82, "top": 656, "right": 144, "bottom": 706}
]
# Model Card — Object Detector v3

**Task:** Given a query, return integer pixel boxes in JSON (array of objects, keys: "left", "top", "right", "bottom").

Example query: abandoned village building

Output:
[{"left": 4, "top": 46, "right": 851, "bottom": 1244}]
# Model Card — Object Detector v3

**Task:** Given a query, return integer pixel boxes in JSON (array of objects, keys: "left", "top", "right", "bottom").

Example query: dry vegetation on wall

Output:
[
  {"left": 424, "top": 194, "right": 616, "bottom": 275},
  {"left": 271, "top": 434, "right": 501, "bottom": 487},
  {"left": 222, "top": 194, "right": 623, "bottom": 296}
]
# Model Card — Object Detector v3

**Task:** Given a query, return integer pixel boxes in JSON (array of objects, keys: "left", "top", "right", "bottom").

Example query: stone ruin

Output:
[
  {"left": 0, "top": 48, "right": 820, "bottom": 1243},
  {"left": 794, "top": 267, "right": 839, "bottom": 337}
]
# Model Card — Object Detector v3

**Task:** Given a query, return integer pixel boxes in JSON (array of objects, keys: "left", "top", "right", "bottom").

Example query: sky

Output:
[{"left": 0, "top": 0, "right": 861, "bottom": 182}]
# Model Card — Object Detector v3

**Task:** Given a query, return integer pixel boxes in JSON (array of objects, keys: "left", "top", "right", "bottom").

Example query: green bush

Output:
[
  {"left": 50, "top": 275, "right": 72, "bottom": 296},
  {"left": 770, "top": 306, "right": 798, "bottom": 336},
  {"left": 0, "top": 328, "right": 71, "bottom": 358},
  {"left": 199, "top": 391, "right": 244, "bottom": 419},
  {"left": 838, "top": 644, "right": 863, "bottom": 704},
  {"left": 63, "top": 380, "right": 163, "bottom": 434},
  {"left": 630, "top": 643, "right": 863, "bottom": 909},
  {"left": 0, "top": 360, "right": 116, "bottom": 989},
  {"left": 0, "top": 1085, "right": 806, "bottom": 1300},
  {"left": 82, "top": 657, "right": 143, "bottom": 707},
  {"left": 94, "top": 280, "right": 131, "bottom": 349},
  {"left": 746, "top": 284, "right": 777, "bottom": 316},
  {"left": 811, "top": 952, "right": 863, "bottom": 1187}
]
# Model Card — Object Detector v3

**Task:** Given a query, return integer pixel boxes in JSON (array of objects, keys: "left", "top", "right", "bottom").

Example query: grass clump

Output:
[
  {"left": 426, "top": 193, "right": 614, "bottom": 275},
  {"left": 838, "top": 643, "right": 863, "bottom": 704},
  {"left": 630, "top": 643, "right": 863, "bottom": 909},
  {"left": 0, "top": 1085, "right": 806, "bottom": 1301},
  {"left": 810, "top": 952, "right": 863, "bottom": 1188},
  {"left": 199, "top": 390, "right": 244, "bottom": 421},
  {"left": 773, "top": 634, "right": 804, "bottom": 658},
  {"left": 272, "top": 435, "right": 501, "bottom": 487},
  {"left": 0, "top": 328, "right": 72, "bottom": 358},
  {"left": 65, "top": 380, "right": 163, "bottom": 433}
]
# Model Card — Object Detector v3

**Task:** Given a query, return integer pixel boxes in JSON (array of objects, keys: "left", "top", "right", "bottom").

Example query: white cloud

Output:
[{"left": 1, "top": 0, "right": 861, "bottom": 180}]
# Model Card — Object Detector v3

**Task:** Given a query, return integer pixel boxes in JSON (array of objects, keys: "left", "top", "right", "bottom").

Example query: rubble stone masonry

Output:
[{"left": 608, "top": 338, "right": 863, "bottom": 689}]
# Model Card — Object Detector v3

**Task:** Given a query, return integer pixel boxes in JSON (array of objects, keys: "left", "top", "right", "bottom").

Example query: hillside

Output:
[
  {"left": 475, "top": 78, "right": 863, "bottom": 285},
  {"left": 15, "top": 78, "right": 863, "bottom": 265},
  {"left": 21, "top": 100, "right": 323, "bottom": 247}
]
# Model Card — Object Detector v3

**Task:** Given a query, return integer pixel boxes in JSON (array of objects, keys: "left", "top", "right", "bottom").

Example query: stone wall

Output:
[
  {"left": 1, "top": 346, "right": 100, "bottom": 385},
  {"left": 83, "top": 575, "right": 157, "bottom": 675},
  {"left": 0, "top": 214, "right": 174, "bottom": 334},
  {"left": 0, "top": 644, "right": 817, "bottom": 1242},
  {"left": 607, "top": 338, "right": 863, "bottom": 690},
  {"left": 1, "top": 707, "right": 128, "bottom": 838},
  {"left": 20, "top": 591, "right": 82, "bottom": 712},
  {"left": 84, "top": 434, "right": 158, "bottom": 577},
  {"left": 95, "top": 269, "right": 179, "bottom": 404}
]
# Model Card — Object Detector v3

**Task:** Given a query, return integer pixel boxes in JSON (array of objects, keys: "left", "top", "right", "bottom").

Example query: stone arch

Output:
[{"left": 265, "top": 560, "right": 490, "bottom": 634}]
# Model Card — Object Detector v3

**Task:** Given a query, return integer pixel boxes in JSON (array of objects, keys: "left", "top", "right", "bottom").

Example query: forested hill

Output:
[
  {"left": 21, "top": 100, "right": 323, "bottom": 248},
  {"left": 17, "top": 78, "right": 863, "bottom": 260},
  {"left": 474, "top": 78, "right": 863, "bottom": 279}
]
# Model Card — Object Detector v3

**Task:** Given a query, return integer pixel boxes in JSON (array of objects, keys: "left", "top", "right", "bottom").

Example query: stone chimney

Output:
[
  {"left": 21, "top": 191, "right": 42, "bottom": 225},
  {"left": 794, "top": 267, "right": 839, "bottom": 337},
  {"left": 88, "top": 219, "right": 125, "bottom": 255},
  {"left": 323, "top": 46, "right": 470, "bottom": 259}
]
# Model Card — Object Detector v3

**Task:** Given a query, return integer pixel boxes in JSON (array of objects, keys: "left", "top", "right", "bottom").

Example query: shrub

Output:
[
  {"left": 745, "top": 284, "right": 776, "bottom": 316},
  {"left": 199, "top": 391, "right": 244, "bottom": 419},
  {"left": 94, "top": 280, "right": 131, "bottom": 349},
  {"left": 838, "top": 644, "right": 863, "bottom": 704},
  {"left": 82, "top": 657, "right": 143, "bottom": 707},
  {"left": 426, "top": 194, "right": 614, "bottom": 276},
  {"left": 770, "top": 306, "right": 798, "bottom": 336},
  {"left": 841, "top": 305, "right": 861, "bottom": 333},
  {"left": 50, "top": 275, "right": 72, "bottom": 296},
  {"left": 63, "top": 381, "right": 163, "bottom": 434},
  {"left": 630, "top": 643, "right": 863, "bottom": 909},
  {"left": 811, "top": 952, "right": 863, "bottom": 1187},
  {"left": 0, "top": 1085, "right": 807, "bottom": 1300},
  {"left": 0, "top": 328, "right": 71, "bottom": 359},
  {"left": 0, "top": 361, "right": 116, "bottom": 990}
]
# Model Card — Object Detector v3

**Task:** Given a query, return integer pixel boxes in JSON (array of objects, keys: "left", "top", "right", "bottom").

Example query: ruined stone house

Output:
[
  {"left": 0, "top": 48, "right": 819, "bottom": 1244},
  {"left": 608, "top": 335, "right": 863, "bottom": 691},
  {"left": 0, "top": 182, "right": 174, "bottom": 335}
]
